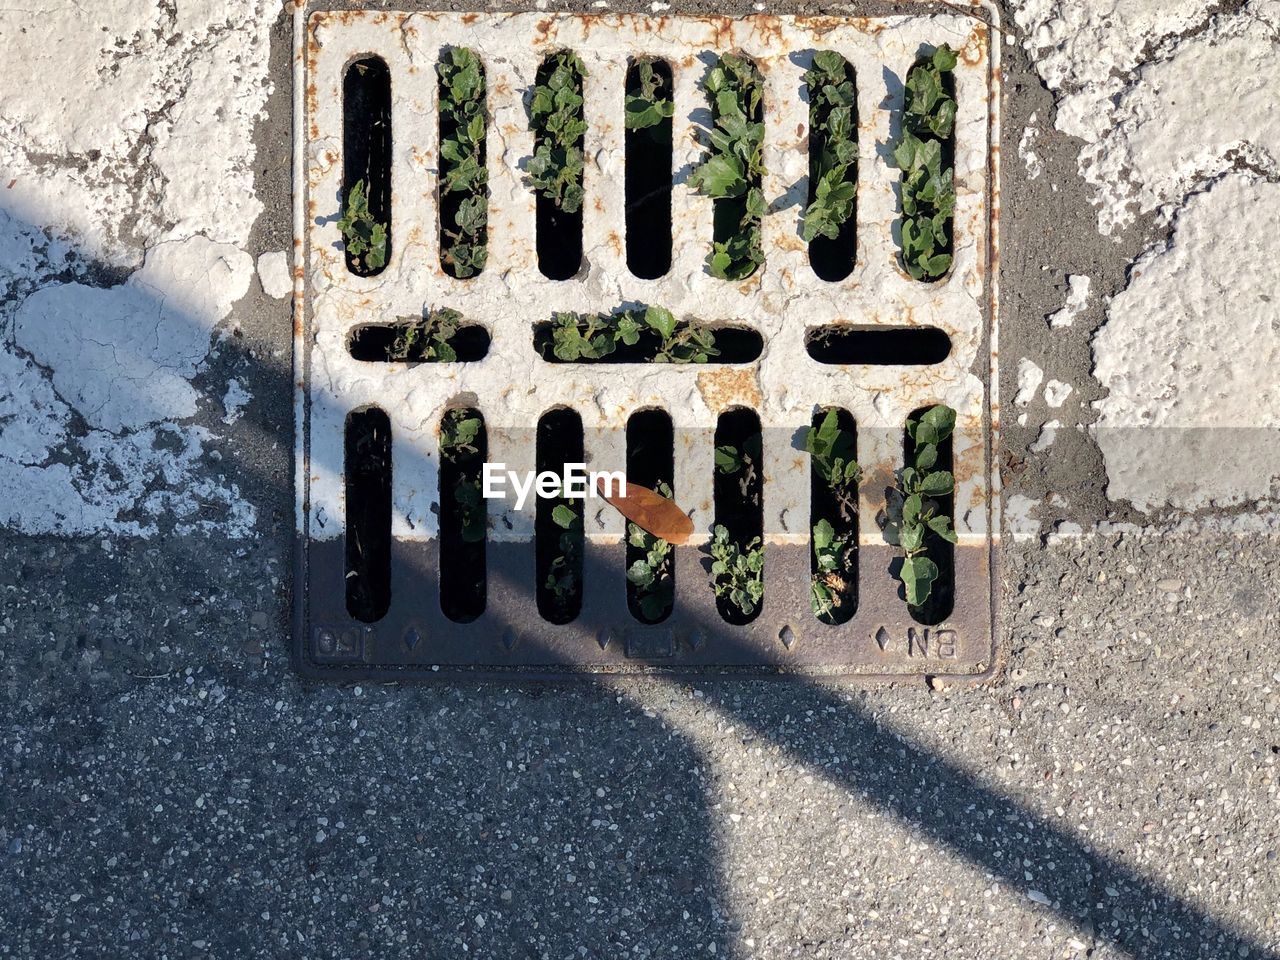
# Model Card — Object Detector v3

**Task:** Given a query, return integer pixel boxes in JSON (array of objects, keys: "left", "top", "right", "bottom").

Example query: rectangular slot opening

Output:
[
  {"left": 897, "top": 46, "right": 957, "bottom": 283},
  {"left": 903, "top": 405, "right": 955, "bottom": 624},
  {"left": 344, "top": 407, "right": 392, "bottom": 622},
  {"left": 534, "top": 309, "right": 761, "bottom": 363},
  {"left": 625, "top": 56, "right": 673, "bottom": 279},
  {"left": 437, "top": 48, "right": 489, "bottom": 280},
  {"left": 694, "top": 54, "right": 765, "bottom": 281},
  {"left": 625, "top": 409, "right": 675, "bottom": 623},
  {"left": 439, "top": 408, "right": 487, "bottom": 623},
  {"left": 804, "top": 52, "right": 858, "bottom": 282},
  {"left": 805, "top": 325, "right": 951, "bottom": 365},
  {"left": 807, "top": 408, "right": 858, "bottom": 623},
  {"left": 348, "top": 312, "right": 490, "bottom": 363},
  {"left": 536, "top": 408, "right": 584, "bottom": 623},
  {"left": 712, "top": 409, "right": 764, "bottom": 624},
  {"left": 342, "top": 57, "right": 392, "bottom": 277},
  {"left": 531, "top": 51, "right": 586, "bottom": 281}
]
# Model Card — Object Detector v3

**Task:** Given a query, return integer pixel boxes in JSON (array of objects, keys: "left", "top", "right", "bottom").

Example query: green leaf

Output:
[
  {"left": 812, "top": 518, "right": 834, "bottom": 551},
  {"left": 901, "top": 555, "right": 939, "bottom": 606},
  {"left": 918, "top": 470, "right": 953, "bottom": 496},
  {"left": 551, "top": 504, "right": 576, "bottom": 529},
  {"left": 933, "top": 44, "right": 959, "bottom": 72},
  {"left": 689, "top": 153, "right": 746, "bottom": 198},
  {"left": 645, "top": 305, "right": 677, "bottom": 340},
  {"left": 903, "top": 493, "right": 923, "bottom": 526},
  {"left": 927, "top": 514, "right": 958, "bottom": 544}
]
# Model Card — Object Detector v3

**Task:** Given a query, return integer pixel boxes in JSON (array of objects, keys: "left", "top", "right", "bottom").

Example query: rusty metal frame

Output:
[{"left": 291, "top": 2, "right": 1002, "bottom": 681}]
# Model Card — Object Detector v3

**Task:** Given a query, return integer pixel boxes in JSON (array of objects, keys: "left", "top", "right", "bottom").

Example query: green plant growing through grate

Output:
[
  {"left": 545, "top": 499, "right": 582, "bottom": 610},
  {"left": 710, "top": 524, "right": 764, "bottom": 619},
  {"left": 546, "top": 306, "right": 719, "bottom": 363},
  {"left": 810, "top": 519, "right": 854, "bottom": 620},
  {"left": 437, "top": 48, "right": 488, "bottom": 279},
  {"left": 441, "top": 410, "right": 485, "bottom": 544},
  {"left": 803, "top": 410, "right": 861, "bottom": 620},
  {"left": 626, "top": 482, "right": 675, "bottom": 622},
  {"left": 337, "top": 179, "right": 388, "bottom": 272},
  {"left": 801, "top": 51, "right": 857, "bottom": 244},
  {"left": 895, "top": 404, "right": 958, "bottom": 607},
  {"left": 893, "top": 44, "right": 958, "bottom": 282},
  {"left": 528, "top": 50, "right": 588, "bottom": 214},
  {"left": 383, "top": 308, "right": 467, "bottom": 363},
  {"left": 689, "top": 54, "right": 766, "bottom": 281},
  {"left": 625, "top": 56, "right": 674, "bottom": 131}
]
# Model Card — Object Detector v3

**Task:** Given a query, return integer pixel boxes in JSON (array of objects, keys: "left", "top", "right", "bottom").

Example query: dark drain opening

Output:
[
  {"left": 437, "top": 47, "right": 489, "bottom": 280},
  {"left": 342, "top": 57, "right": 392, "bottom": 277},
  {"left": 532, "top": 52, "right": 585, "bottom": 281},
  {"left": 626, "top": 409, "right": 675, "bottom": 623},
  {"left": 712, "top": 408, "right": 764, "bottom": 625},
  {"left": 439, "top": 408, "right": 487, "bottom": 622},
  {"left": 708, "top": 55, "right": 764, "bottom": 282},
  {"left": 344, "top": 406, "right": 392, "bottom": 623},
  {"left": 897, "top": 48, "right": 957, "bottom": 283},
  {"left": 533, "top": 317, "right": 762, "bottom": 364},
  {"left": 805, "top": 326, "right": 951, "bottom": 365},
  {"left": 625, "top": 56, "right": 673, "bottom": 279},
  {"left": 536, "top": 408, "right": 584, "bottom": 623},
  {"left": 809, "top": 407, "right": 858, "bottom": 624},
  {"left": 348, "top": 318, "right": 490, "bottom": 362},
  {"left": 806, "top": 53, "right": 858, "bottom": 282},
  {"left": 904, "top": 405, "right": 954, "bottom": 625}
]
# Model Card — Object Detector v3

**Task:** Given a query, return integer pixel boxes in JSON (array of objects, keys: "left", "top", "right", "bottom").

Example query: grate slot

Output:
[
  {"left": 712, "top": 408, "right": 764, "bottom": 625},
  {"left": 532, "top": 51, "right": 586, "bottom": 281},
  {"left": 344, "top": 407, "right": 392, "bottom": 622},
  {"left": 805, "top": 325, "right": 950, "bottom": 365},
  {"left": 624, "top": 57, "right": 674, "bottom": 279},
  {"left": 809, "top": 407, "right": 859, "bottom": 624},
  {"left": 342, "top": 57, "right": 392, "bottom": 277},
  {"left": 904, "top": 404, "right": 955, "bottom": 624},
  {"left": 439, "top": 408, "right": 487, "bottom": 622},
  {"left": 625, "top": 409, "right": 676, "bottom": 623},
  {"left": 805, "top": 53, "right": 858, "bottom": 282},
  {"left": 536, "top": 408, "right": 585, "bottom": 623}
]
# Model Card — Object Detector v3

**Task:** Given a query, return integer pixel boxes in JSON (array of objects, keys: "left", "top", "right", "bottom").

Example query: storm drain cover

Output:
[{"left": 292, "top": 6, "right": 1001, "bottom": 680}]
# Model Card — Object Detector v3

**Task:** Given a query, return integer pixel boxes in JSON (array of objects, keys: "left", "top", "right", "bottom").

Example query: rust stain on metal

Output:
[{"left": 696, "top": 367, "right": 762, "bottom": 411}]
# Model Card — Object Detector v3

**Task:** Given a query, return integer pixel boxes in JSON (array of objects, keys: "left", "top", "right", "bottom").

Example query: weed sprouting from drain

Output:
[
  {"left": 337, "top": 179, "right": 388, "bottom": 273},
  {"left": 528, "top": 50, "right": 588, "bottom": 214},
  {"left": 893, "top": 44, "right": 958, "bottom": 282},
  {"left": 801, "top": 51, "right": 857, "bottom": 244},
  {"left": 544, "top": 306, "right": 719, "bottom": 363},
  {"left": 804, "top": 409, "right": 861, "bottom": 621},
  {"left": 625, "top": 55, "right": 674, "bottom": 131},
  {"left": 893, "top": 404, "right": 957, "bottom": 608},
  {"left": 710, "top": 524, "right": 764, "bottom": 620},
  {"left": 625, "top": 481, "right": 676, "bottom": 623},
  {"left": 384, "top": 308, "right": 466, "bottom": 362},
  {"left": 437, "top": 48, "right": 489, "bottom": 279},
  {"left": 689, "top": 53, "right": 766, "bottom": 281},
  {"left": 441, "top": 410, "right": 486, "bottom": 545}
]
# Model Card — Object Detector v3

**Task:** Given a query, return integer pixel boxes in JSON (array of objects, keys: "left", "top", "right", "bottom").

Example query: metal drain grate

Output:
[{"left": 292, "top": 6, "right": 1001, "bottom": 680}]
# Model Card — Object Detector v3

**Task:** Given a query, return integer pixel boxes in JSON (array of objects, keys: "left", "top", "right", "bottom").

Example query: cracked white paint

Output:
[
  {"left": 1093, "top": 174, "right": 1280, "bottom": 513},
  {"left": 1043, "top": 379, "right": 1073, "bottom": 408},
  {"left": 1047, "top": 274, "right": 1090, "bottom": 328},
  {"left": 1030, "top": 419, "right": 1059, "bottom": 453},
  {"left": 1014, "top": 358, "right": 1043, "bottom": 406},
  {"left": 257, "top": 251, "right": 292, "bottom": 300},
  {"left": 1017, "top": 0, "right": 1280, "bottom": 514},
  {"left": 222, "top": 378, "right": 252, "bottom": 425},
  {"left": 0, "top": 1, "right": 278, "bottom": 537},
  {"left": 1005, "top": 493, "right": 1040, "bottom": 542},
  {"left": 1018, "top": 114, "right": 1043, "bottom": 181}
]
